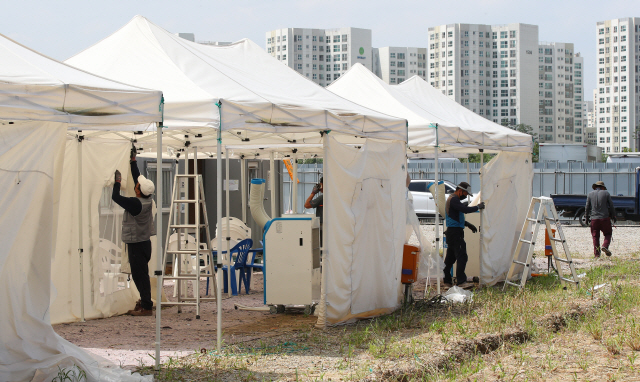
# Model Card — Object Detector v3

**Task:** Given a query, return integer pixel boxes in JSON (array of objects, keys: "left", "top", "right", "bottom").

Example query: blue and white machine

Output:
[{"left": 249, "top": 179, "right": 321, "bottom": 314}]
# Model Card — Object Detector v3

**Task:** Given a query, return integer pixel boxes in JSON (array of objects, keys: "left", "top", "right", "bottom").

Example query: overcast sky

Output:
[{"left": 4, "top": 0, "right": 639, "bottom": 101}]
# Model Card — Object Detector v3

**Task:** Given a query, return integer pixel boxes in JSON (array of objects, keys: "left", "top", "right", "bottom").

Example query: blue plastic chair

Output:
[
  {"left": 221, "top": 239, "right": 253, "bottom": 295},
  {"left": 246, "top": 240, "right": 264, "bottom": 287}
]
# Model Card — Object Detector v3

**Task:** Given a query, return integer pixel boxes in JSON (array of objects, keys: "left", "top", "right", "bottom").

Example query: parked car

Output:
[
  {"left": 551, "top": 168, "right": 640, "bottom": 226},
  {"left": 408, "top": 179, "right": 460, "bottom": 219}
]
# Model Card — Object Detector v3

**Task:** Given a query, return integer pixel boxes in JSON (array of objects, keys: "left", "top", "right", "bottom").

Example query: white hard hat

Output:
[{"left": 138, "top": 175, "right": 155, "bottom": 196}]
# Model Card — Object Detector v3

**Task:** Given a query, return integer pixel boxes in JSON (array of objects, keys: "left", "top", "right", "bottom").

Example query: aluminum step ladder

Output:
[
  {"left": 161, "top": 173, "right": 216, "bottom": 319},
  {"left": 503, "top": 196, "right": 579, "bottom": 290}
]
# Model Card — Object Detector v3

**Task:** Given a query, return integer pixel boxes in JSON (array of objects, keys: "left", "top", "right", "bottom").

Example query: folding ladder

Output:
[
  {"left": 503, "top": 196, "right": 579, "bottom": 290},
  {"left": 161, "top": 173, "right": 215, "bottom": 318}
]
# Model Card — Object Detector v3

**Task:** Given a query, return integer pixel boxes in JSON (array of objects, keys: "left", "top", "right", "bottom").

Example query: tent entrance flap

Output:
[{"left": 323, "top": 136, "right": 406, "bottom": 324}]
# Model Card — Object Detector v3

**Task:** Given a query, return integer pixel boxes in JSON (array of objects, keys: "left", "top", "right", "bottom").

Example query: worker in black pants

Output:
[
  {"left": 443, "top": 182, "right": 485, "bottom": 288},
  {"left": 112, "top": 146, "right": 156, "bottom": 316}
]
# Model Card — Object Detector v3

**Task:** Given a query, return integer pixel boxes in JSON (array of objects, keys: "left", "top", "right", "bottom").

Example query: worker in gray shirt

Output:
[{"left": 585, "top": 181, "right": 616, "bottom": 258}]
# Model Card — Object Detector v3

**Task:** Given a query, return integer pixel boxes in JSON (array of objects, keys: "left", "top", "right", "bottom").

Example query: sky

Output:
[{"left": 4, "top": 0, "right": 640, "bottom": 101}]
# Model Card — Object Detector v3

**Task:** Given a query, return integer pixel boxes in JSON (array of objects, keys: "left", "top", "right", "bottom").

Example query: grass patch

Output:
[{"left": 138, "top": 257, "right": 640, "bottom": 381}]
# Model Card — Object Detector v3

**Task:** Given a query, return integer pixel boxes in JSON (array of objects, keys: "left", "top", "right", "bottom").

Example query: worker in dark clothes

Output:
[
  {"left": 443, "top": 182, "right": 485, "bottom": 288},
  {"left": 305, "top": 177, "right": 323, "bottom": 246},
  {"left": 112, "top": 146, "right": 155, "bottom": 316},
  {"left": 585, "top": 180, "right": 616, "bottom": 258}
]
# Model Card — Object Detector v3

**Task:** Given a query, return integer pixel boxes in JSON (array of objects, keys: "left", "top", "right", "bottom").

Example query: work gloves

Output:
[
  {"left": 477, "top": 202, "right": 486, "bottom": 210},
  {"left": 114, "top": 170, "right": 121, "bottom": 183},
  {"left": 312, "top": 184, "right": 320, "bottom": 195},
  {"left": 465, "top": 221, "right": 478, "bottom": 233},
  {"left": 130, "top": 144, "right": 137, "bottom": 161}
]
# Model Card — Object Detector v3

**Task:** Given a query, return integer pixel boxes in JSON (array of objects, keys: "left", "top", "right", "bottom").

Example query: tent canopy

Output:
[
  {"left": 0, "top": 33, "right": 162, "bottom": 127},
  {"left": 66, "top": 16, "right": 406, "bottom": 148},
  {"left": 328, "top": 64, "right": 532, "bottom": 154}
]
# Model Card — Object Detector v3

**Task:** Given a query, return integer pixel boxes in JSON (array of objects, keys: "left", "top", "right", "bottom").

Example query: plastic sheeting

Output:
[
  {"left": 0, "top": 121, "right": 151, "bottom": 381},
  {"left": 478, "top": 151, "right": 533, "bottom": 285},
  {"left": 50, "top": 140, "right": 141, "bottom": 323},
  {"left": 322, "top": 136, "right": 406, "bottom": 324}
]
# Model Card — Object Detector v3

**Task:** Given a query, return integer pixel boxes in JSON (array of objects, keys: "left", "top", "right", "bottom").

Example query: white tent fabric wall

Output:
[
  {"left": 0, "top": 122, "right": 151, "bottom": 382},
  {"left": 323, "top": 136, "right": 406, "bottom": 324},
  {"left": 478, "top": 151, "right": 533, "bottom": 285},
  {"left": 51, "top": 140, "right": 143, "bottom": 324}
]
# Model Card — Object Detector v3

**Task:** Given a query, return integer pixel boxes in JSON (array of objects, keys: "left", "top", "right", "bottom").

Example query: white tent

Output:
[
  {"left": 66, "top": 16, "right": 403, "bottom": 144},
  {"left": 0, "top": 33, "right": 162, "bottom": 382},
  {"left": 328, "top": 64, "right": 533, "bottom": 286},
  {"left": 329, "top": 64, "right": 532, "bottom": 154},
  {"left": 66, "top": 15, "right": 408, "bottom": 363}
]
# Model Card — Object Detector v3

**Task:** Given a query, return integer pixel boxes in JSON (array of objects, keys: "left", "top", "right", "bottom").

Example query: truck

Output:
[{"left": 550, "top": 168, "right": 640, "bottom": 226}]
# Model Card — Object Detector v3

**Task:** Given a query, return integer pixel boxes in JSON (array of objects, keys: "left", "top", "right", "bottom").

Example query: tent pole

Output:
[
  {"left": 318, "top": 136, "right": 328, "bottom": 329},
  {"left": 77, "top": 135, "right": 85, "bottom": 322},
  {"left": 241, "top": 157, "right": 247, "bottom": 224},
  {"left": 479, "top": 147, "right": 484, "bottom": 285},
  {"left": 270, "top": 152, "right": 276, "bottom": 218},
  {"left": 225, "top": 148, "right": 232, "bottom": 297},
  {"left": 195, "top": 146, "right": 201, "bottom": 318},
  {"left": 292, "top": 154, "right": 298, "bottom": 214},
  {"left": 433, "top": 126, "right": 441, "bottom": 296},
  {"left": 215, "top": 102, "right": 223, "bottom": 352},
  {"left": 154, "top": 122, "right": 163, "bottom": 371}
]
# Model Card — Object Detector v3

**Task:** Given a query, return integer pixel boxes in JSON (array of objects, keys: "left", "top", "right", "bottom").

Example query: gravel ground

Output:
[{"left": 415, "top": 224, "right": 640, "bottom": 259}]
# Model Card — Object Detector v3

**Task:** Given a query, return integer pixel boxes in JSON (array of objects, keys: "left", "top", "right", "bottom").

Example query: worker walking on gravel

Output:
[
  {"left": 585, "top": 180, "right": 616, "bottom": 258},
  {"left": 443, "top": 182, "right": 485, "bottom": 288}
]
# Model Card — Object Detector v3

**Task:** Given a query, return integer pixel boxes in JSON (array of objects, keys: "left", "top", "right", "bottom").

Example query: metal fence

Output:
[{"left": 282, "top": 161, "right": 640, "bottom": 212}]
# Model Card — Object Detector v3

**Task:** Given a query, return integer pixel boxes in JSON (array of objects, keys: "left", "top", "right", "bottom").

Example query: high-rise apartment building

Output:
[
  {"left": 265, "top": 27, "right": 372, "bottom": 87},
  {"left": 585, "top": 100, "right": 596, "bottom": 145},
  {"left": 537, "top": 44, "right": 585, "bottom": 143},
  {"left": 372, "top": 47, "right": 427, "bottom": 84},
  {"left": 426, "top": 23, "right": 539, "bottom": 129},
  {"left": 595, "top": 18, "right": 640, "bottom": 153}
]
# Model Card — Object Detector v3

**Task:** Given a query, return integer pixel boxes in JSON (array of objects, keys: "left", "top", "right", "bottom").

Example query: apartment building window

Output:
[
  {"left": 398, "top": 61, "right": 406, "bottom": 68},
  {"left": 342, "top": 63, "right": 348, "bottom": 70},
  {"left": 297, "top": 64, "right": 302, "bottom": 70},
  {"left": 313, "top": 45, "right": 317, "bottom": 51},
  {"left": 397, "top": 53, "right": 405, "bottom": 59},
  {"left": 342, "top": 44, "right": 347, "bottom": 52},
  {"left": 312, "top": 55, "right": 317, "bottom": 61},
  {"left": 342, "top": 54, "right": 347, "bottom": 61},
  {"left": 333, "top": 36, "right": 340, "bottom": 42},
  {"left": 333, "top": 73, "right": 340, "bottom": 80},
  {"left": 500, "top": 31, "right": 507, "bottom": 38},
  {"left": 333, "top": 64, "right": 340, "bottom": 71},
  {"left": 342, "top": 34, "right": 347, "bottom": 42},
  {"left": 500, "top": 41, "right": 507, "bottom": 48},
  {"left": 333, "top": 45, "right": 339, "bottom": 52},
  {"left": 391, "top": 69, "right": 396, "bottom": 75},
  {"left": 333, "top": 54, "right": 340, "bottom": 61},
  {"left": 282, "top": 54, "right": 287, "bottom": 60}
]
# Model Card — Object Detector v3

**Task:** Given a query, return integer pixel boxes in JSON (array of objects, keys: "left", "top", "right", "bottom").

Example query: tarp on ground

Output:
[
  {"left": 0, "top": 33, "right": 161, "bottom": 127},
  {"left": 328, "top": 64, "right": 532, "bottom": 154},
  {"left": 65, "top": 16, "right": 406, "bottom": 149}
]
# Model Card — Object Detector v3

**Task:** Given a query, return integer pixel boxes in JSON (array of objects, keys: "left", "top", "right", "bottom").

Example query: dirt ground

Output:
[
  {"left": 54, "top": 274, "right": 317, "bottom": 370},
  {"left": 53, "top": 228, "right": 631, "bottom": 374}
]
